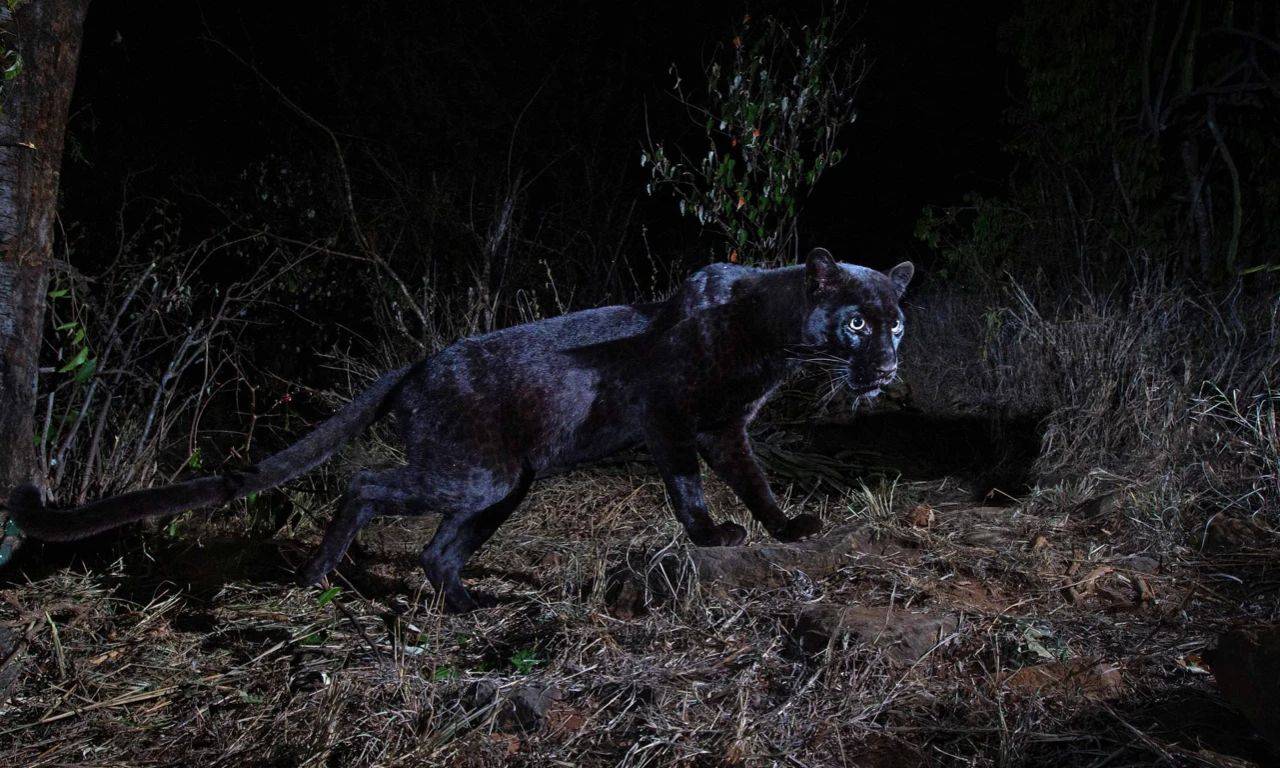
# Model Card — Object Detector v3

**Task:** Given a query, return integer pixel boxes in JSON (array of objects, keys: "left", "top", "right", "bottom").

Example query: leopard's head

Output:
[{"left": 800, "top": 248, "right": 913, "bottom": 398}]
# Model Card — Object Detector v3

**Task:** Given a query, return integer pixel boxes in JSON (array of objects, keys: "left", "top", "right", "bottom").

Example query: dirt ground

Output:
[{"left": 1, "top": 458, "right": 1277, "bottom": 767}]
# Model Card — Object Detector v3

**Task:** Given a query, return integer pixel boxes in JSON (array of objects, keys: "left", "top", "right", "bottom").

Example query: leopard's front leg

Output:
[
  {"left": 643, "top": 408, "right": 748, "bottom": 547},
  {"left": 697, "top": 422, "right": 822, "bottom": 542}
]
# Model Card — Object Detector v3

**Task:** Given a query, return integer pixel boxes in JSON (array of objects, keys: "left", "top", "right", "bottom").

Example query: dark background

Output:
[{"left": 61, "top": 0, "right": 1013, "bottom": 278}]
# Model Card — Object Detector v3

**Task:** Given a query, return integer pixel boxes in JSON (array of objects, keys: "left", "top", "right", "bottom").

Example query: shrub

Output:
[
  {"left": 641, "top": 9, "right": 863, "bottom": 265},
  {"left": 903, "top": 260, "right": 1279, "bottom": 536},
  {"left": 37, "top": 200, "right": 294, "bottom": 504},
  {"left": 1193, "top": 387, "right": 1279, "bottom": 523}
]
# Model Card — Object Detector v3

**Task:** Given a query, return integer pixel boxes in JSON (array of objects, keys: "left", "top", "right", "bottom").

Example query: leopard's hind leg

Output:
[
  {"left": 418, "top": 465, "right": 535, "bottom": 613},
  {"left": 297, "top": 467, "right": 437, "bottom": 586}
]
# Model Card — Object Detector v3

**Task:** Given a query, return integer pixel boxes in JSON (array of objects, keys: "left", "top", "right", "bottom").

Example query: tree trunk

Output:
[
  {"left": 1180, "top": 137, "right": 1214, "bottom": 281},
  {"left": 0, "top": 0, "right": 89, "bottom": 503}
]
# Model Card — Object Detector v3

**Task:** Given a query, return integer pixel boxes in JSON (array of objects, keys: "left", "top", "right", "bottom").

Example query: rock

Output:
[
  {"left": 462, "top": 680, "right": 563, "bottom": 733},
  {"left": 1074, "top": 493, "right": 1120, "bottom": 519},
  {"left": 602, "top": 524, "right": 916, "bottom": 614},
  {"left": 1203, "top": 516, "right": 1268, "bottom": 552},
  {"left": 1001, "top": 660, "right": 1126, "bottom": 700},
  {"left": 503, "top": 684, "right": 562, "bottom": 732},
  {"left": 602, "top": 524, "right": 914, "bottom": 614},
  {"left": 789, "top": 604, "right": 958, "bottom": 662},
  {"left": 1204, "top": 624, "right": 1280, "bottom": 750},
  {"left": 687, "top": 523, "right": 915, "bottom": 593},
  {"left": 462, "top": 679, "right": 499, "bottom": 710}
]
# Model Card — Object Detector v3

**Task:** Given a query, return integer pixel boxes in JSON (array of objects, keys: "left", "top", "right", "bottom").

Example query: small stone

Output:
[
  {"left": 1204, "top": 516, "right": 1268, "bottom": 552},
  {"left": 462, "top": 681, "right": 563, "bottom": 733},
  {"left": 501, "top": 685, "right": 562, "bottom": 733},
  {"left": 1075, "top": 493, "right": 1120, "bottom": 519},
  {"left": 462, "top": 679, "right": 499, "bottom": 711}
]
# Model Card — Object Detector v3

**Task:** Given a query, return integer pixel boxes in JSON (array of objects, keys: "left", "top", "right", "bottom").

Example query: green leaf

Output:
[
  {"left": 509, "top": 648, "right": 541, "bottom": 674},
  {"left": 3, "top": 52, "right": 22, "bottom": 82},
  {"left": 47, "top": 288, "right": 68, "bottom": 299},
  {"left": 73, "top": 357, "right": 97, "bottom": 384},
  {"left": 238, "top": 690, "right": 264, "bottom": 705},
  {"left": 432, "top": 666, "right": 458, "bottom": 681},
  {"left": 316, "top": 586, "right": 343, "bottom": 607},
  {"left": 58, "top": 347, "right": 88, "bottom": 373}
]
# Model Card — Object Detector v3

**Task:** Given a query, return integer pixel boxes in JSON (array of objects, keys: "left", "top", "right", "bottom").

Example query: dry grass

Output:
[
  {"left": 902, "top": 265, "right": 1280, "bottom": 540},
  {"left": 2, "top": 459, "right": 1276, "bottom": 766}
]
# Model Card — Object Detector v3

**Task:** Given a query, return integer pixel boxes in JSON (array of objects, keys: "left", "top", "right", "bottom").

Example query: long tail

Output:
[{"left": 5, "top": 365, "right": 413, "bottom": 542}]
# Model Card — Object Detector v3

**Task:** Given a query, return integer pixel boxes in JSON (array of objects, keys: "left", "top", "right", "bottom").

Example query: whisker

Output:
[{"left": 816, "top": 366, "right": 846, "bottom": 411}]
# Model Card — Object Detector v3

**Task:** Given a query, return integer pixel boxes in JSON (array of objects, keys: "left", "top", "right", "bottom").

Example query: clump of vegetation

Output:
[
  {"left": 35, "top": 200, "right": 295, "bottom": 506},
  {"left": 642, "top": 9, "right": 863, "bottom": 265},
  {"left": 1193, "top": 387, "right": 1280, "bottom": 525},
  {"left": 906, "top": 0, "right": 1280, "bottom": 542}
]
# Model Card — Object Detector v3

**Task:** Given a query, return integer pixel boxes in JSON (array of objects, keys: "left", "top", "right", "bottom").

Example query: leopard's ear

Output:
[
  {"left": 886, "top": 261, "right": 914, "bottom": 298},
  {"left": 805, "top": 248, "right": 840, "bottom": 294}
]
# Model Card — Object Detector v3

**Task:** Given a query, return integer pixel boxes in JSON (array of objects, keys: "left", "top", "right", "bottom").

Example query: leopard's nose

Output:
[{"left": 876, "top": 363, "right": 897, "bottom": 378}]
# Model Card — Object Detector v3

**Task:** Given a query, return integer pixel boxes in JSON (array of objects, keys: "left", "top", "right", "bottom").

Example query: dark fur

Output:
[{"left": 6, "top": 250, "right": 912, "bottom": 612}]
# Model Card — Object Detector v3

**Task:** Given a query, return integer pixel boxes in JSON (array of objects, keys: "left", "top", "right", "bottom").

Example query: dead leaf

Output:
[
  {"left": 906, "top": 504, "right": 934, "bottom": 529},
  {"left": 489, "top": 733, "right": 521, "bottom": 755},
  {"left": 1132, "top": 575, "right": 1156, "bottom": 607},
  {"left": 1063, "top": 565, "right": 1114, "bottom": 604}
]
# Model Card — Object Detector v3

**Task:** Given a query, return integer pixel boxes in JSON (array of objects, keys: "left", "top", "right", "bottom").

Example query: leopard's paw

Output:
[
  {"left": 772, "top": 513, "right": 822, "bottom": 543},
  {"left": 689, "top": 520, "right": 748, "bottom": 547}
]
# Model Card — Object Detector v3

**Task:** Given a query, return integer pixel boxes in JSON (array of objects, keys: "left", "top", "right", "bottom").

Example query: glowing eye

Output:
[
  {"left": 892, "top": 319, "right": 904, "bottom": 335},
  {"left": 847, "top": 316, "right": 866, "bottom": 332}
]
